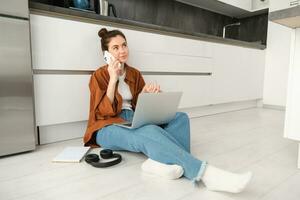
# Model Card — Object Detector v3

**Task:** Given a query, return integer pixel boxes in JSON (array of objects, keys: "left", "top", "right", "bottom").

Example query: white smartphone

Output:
[
  {"left": 104, "top": 51, "right": 113, "bottom": 64},
  {"left": 104, "top": 50, "right": 123, "bottom": 70}
]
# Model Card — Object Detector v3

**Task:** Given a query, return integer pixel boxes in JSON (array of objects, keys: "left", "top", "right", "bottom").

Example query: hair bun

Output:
[{"left": 98, "top": 28, "right": 108, "bottom": 38}]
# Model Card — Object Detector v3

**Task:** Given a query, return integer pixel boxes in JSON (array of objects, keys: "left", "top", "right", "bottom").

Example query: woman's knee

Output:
[
  {"left": 96, "top": 126, "right": 129, "bottom": 148},
  {"left": 176, "top": 112, "right": 190, "bottom": 123},
  {"left": 140, "top": 124, "right": 164, "bottom": 135}
]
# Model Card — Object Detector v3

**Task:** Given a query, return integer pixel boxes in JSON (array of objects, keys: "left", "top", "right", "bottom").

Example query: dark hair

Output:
[{"left": 98, "top": 28, "right": 127, "bottom": 52}]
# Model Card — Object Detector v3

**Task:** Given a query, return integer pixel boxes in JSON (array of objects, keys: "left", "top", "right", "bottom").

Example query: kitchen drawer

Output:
[
  {"left": 30, "top": 14, "right": 212, "bottom": 72},
  {"left": 128, "top": 51, "right": 212, "bottom": 73},
  {"left": 33, "top": 74, "right": 90, "bottom": 126},
  {"left": 143, "top": 75, "right": 212, "bottom": 108},
  {"left": 211, "top": 43, "right": 265, "bottom": 104},
  {"left": 0, "top": 0, "right": 29, "bottom": 18}
]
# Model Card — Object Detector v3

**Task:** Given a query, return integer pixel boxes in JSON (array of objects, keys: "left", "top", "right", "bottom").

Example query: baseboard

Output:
[
  {"left": 39, "top": 121, "right": 87, "bottom": 145},
  {"left": 262, "top": 104, "right": 286, "bottom": 111},
  {"left": 180, "top": 99, "right": 260, "bottom": 118},
  {"left": 39, "top": 99, "right": 261, "bottom": 144}
]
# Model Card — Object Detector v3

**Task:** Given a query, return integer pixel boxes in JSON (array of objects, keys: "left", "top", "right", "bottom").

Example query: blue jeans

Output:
[{"left": 96, "top": 109, "right": 207, "bottom": 181}]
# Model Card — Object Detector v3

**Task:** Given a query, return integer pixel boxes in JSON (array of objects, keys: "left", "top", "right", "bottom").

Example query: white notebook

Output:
[{"left": 52, "top": 146, "right": 91, "bottom": 163}]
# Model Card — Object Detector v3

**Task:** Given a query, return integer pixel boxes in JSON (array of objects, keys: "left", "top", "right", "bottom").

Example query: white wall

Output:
[{"left": 263, "top": 21, "right": 293, "bottom": 107}]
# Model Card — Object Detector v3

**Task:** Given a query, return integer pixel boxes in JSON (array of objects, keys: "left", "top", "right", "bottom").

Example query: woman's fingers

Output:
[
  {"left": 150, "top": 83, "right": 154, "bottom": 92},
  {"left": 149, "top": 82, "right": 160, "bottom": 93},
  {"left": 155, "top": 85, "right": 160, "bottom": 93},
  {"left": 143, "top": 84, "right": 150, "bottom": 93},
  {"left": 143, "top": 82, "right": 161, "bottom": 93}
]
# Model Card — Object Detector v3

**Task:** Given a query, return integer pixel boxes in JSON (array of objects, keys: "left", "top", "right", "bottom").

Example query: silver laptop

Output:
[{"left": 115, "top": 92, "right": 182, "bottom": 129}]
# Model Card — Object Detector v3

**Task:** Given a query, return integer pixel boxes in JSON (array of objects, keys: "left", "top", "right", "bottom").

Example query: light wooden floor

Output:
[{"left": 1, "top": 108, "right": 299, "bottom": 200}]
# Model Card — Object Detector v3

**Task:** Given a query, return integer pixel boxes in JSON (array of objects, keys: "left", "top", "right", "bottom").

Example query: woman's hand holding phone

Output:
[
  {"left": 105, "top": 51, "right": 122, "bottom": 83},
  {"left": 107, "top": 59, "right": 121, "bottom": 83}
]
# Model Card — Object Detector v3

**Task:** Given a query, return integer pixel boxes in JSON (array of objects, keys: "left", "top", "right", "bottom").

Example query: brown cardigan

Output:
[{"left": 84, "top": 63, "right": 145, "bottom": 147}]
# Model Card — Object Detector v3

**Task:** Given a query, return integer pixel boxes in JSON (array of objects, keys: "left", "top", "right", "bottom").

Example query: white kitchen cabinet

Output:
[
  {"left": 30, "top": 14, "right": 213, "bottom": 72},
  {"left": 30, "top": 15, "right": 102, "bottom": 70},
  {"left": 143, "top": 75, "right": 212, "bottom": 108},
  {"left": 128, "top": 50, "right": 212, "bottom": 73},
  {"left": 33, "top": 74, "right": 212, "bottom": 126},
  {"left": 0, "top": 0, "right": 29, "bottom": 18},
  {"left": 269, "top": 2, "right": 300, "bottom": 168},
  {"left": 283, "top": 28, "right": 300, "bottom": 168},
  {"left": 30, "top": 14, "right": 265, "bottom": 143},
  {"left": 33, "top": 74, "right": 90, "bottom": 126},
  {"left": 269, "top": 0, "right": 299, "bottom": 12},
  {"left": 211, "top": 43, "right": 266, "bottom": 104},
  {"left": 30, "top": 13, "right": 265, "bottom": 123},
  {"left": 263, "top": 21, "right": 293, "bottom": 107},
  {"left": 284, "top": 28, "right": 300, "bottom": 141}
]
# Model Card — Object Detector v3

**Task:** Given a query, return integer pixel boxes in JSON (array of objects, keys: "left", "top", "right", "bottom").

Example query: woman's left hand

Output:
[{"left": 142, "top": 82, "right": 160, "bottom": 93}]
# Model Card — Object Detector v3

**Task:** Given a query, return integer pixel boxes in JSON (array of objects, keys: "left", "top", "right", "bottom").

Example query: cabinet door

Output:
[
  {"left": 212, "top": 43, "right": 265, "bottom": 104},
  {"left": 33, "top": 75, "right": 90, "bottom": 126},
  {"left": 0, "top": 0, "right": 28, "bottom": 18},
  {"left": 30, "top": 14, "right": 102, "bottom": 70},
  {"left": 143, "top": 75, "right": 212, "bottom": 108}
]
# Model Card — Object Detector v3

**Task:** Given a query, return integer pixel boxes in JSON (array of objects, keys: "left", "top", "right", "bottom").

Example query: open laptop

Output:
[{"left": 115, "top": 92, "right": 182, "bottom": 129}]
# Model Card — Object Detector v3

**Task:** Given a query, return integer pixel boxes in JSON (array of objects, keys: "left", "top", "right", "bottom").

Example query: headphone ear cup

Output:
[
  {"left": 100, "top": 149, "right": 113, "bottom": 159},
  {"left": 85, "top": 153, "right": 101, "bottom": 167}
]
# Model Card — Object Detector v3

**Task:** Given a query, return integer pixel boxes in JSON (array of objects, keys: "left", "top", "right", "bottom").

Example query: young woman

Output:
[{"left": 84, "top": 28, "right": 252, "bottom": 193}]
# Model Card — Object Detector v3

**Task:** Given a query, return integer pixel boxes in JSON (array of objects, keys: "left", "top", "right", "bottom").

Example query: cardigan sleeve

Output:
[{"left": 89, "top": 73, "right": 117, "bottom": 119}]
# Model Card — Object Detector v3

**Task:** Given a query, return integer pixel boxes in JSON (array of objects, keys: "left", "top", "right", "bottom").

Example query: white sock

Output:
[
  {"left": 201, "top": 165, "right": 252, "bottom": 193},
  {"left": 141, "top": 158, "right": 184, "bottom": 180}
]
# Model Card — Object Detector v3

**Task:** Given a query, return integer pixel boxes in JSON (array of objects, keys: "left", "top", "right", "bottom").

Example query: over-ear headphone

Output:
[{"left": 85, "top": 149, "right": 122, "bottom": 168}]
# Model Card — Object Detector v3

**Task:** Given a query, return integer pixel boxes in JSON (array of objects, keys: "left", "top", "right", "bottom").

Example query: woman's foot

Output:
[
  {"left": 141, "top": 158, "right": 184, "bottom": 180},
  {"left": 201, "top": 165, "right": 252, "bottom": 193}
]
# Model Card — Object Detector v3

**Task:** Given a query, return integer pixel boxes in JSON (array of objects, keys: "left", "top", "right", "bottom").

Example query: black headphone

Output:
[{"left": 85, "top": 149, "right": 122, "bottom": 168}]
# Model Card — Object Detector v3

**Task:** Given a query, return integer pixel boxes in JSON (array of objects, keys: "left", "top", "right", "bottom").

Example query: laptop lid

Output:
[{"left": 131, "top": 92, "right": 183, "bottom": 128}]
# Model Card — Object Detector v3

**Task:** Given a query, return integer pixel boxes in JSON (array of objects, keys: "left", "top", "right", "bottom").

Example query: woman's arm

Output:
[
  {"left": 106, "top": 79, "right": 117, "bottom": 103},
  {"left": 106, "top": 59, "right": 122, "bottom": 103},
  {"left": 89, "top": 73, "right": 118, "bottom": 119}
]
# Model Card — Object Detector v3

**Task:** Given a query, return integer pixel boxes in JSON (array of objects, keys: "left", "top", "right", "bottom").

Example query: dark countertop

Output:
[
  {"left": 29, "top": 2, "right": 266, "bottom": 50},
  {"left": 269, "top": 6, "right": 300, "bottom": 28}
]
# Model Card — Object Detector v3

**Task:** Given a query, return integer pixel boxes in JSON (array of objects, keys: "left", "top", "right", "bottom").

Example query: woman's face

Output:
[{"left": 107, "top": 35, "right": 129, "bottom": 63}]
